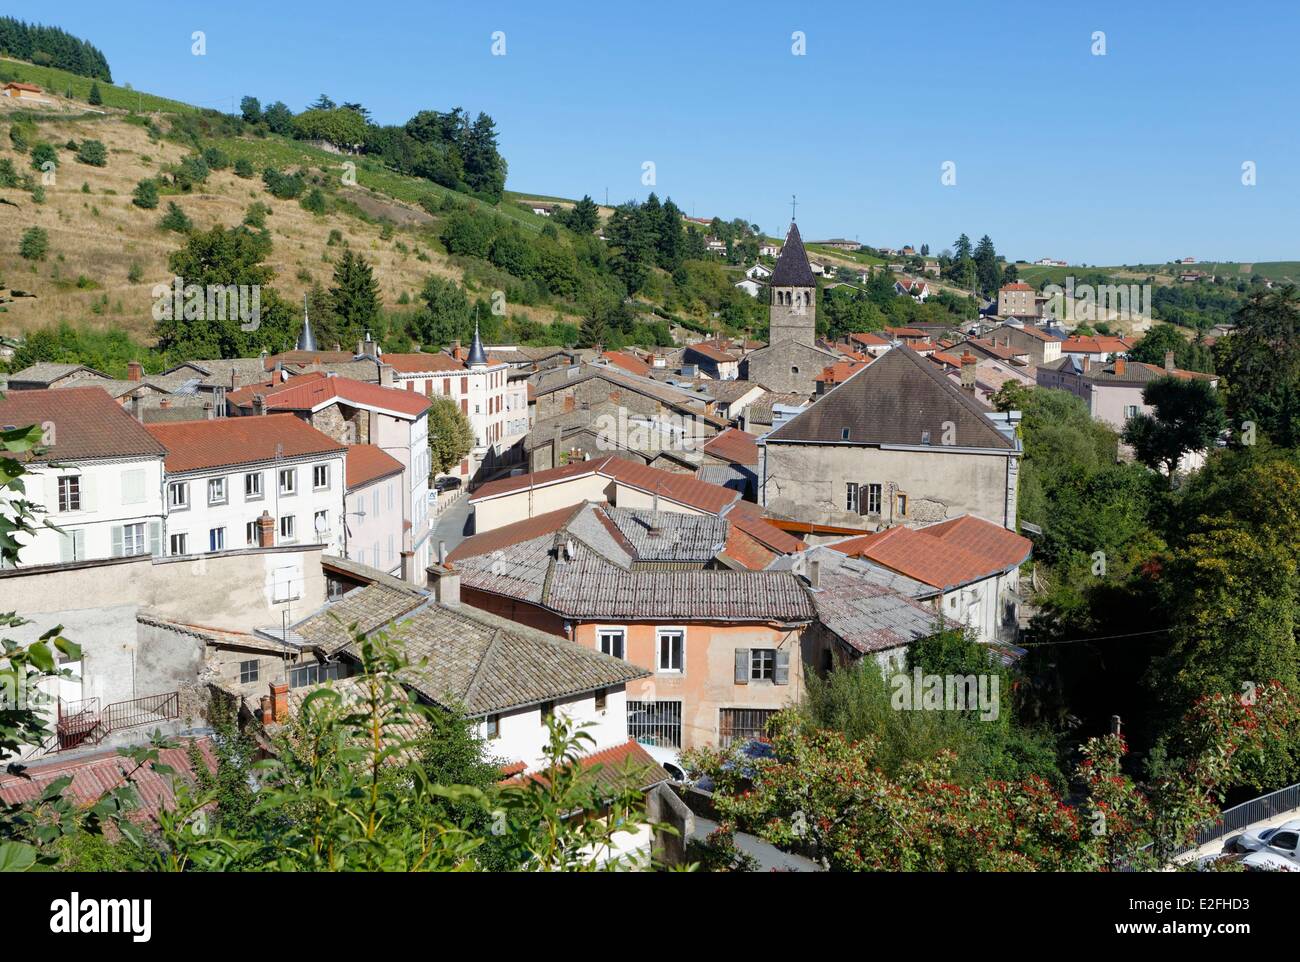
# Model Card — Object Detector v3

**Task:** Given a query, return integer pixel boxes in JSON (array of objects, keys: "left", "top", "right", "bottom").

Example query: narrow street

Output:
[{"left": 430, "top": 491, "right": 474, "bottom": 559}]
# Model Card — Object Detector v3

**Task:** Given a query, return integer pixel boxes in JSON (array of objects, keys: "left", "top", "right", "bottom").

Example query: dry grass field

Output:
[{"left": 0, "top": 110, "right": 569, "bottom": 346}]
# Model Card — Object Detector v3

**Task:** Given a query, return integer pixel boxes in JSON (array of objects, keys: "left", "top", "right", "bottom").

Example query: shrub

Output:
[
  {"left": 159, "top": 202, "right": 193, "bottom": 233},
  {"left": 262, "top": 166, "right": 305, "bottom": 199},
  {"left": 243, "top": 202, "right": 270, "bottom": 228},
  {"left": 132, "top": 178, "right": 159, "bottom": 209},
  {"left": 19, "top": 227, "right": 49, "bottom": 261},
  {"left": 300, "top": 187, "right": 326, "bottom": 215},
  {"left": 233, "top": 157, "right": 254, "bottom": 178},
  {"left": 88, "top": 82, "right": 103, "bottom": 106},
  {"left": 29, "top": 142, "right": 57, "bottom": 172},
  {"left": 128, "top": 261, "right": 143, "bottom": 283},
  {"left": 0, "top": 158, "right": 17, "bottom": 188},
  {"left": 30, "top": 185, "right": 45, "bottom": 204},
  {"left": 173, "top": 154, "right": 209, "bottom": 190},
  {"left": 9, "top": 123, "right": 28, "bottom": 153},
  {"left": 76, "top": 139, "right": 108, "bottom": 167},
  {"left": 201, "top": 146, "right": 230, "bottom": 170}
]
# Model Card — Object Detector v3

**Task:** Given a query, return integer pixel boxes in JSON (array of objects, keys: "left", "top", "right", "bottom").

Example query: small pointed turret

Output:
[
  {"left": 467, "top": 320, "right": 488, "bottom": 368},
  {"left": 296, "top": 294, "right": 318, "bottom": 352}
]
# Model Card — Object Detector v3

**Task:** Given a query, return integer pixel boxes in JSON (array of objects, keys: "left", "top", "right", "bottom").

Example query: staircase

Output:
[{"left": 54, "top": 692, "right": 180, "bottom": 752}]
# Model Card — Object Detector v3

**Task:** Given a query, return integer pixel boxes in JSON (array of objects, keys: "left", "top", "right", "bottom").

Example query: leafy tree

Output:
[
  {"left": 75, "top": 139, "right": 107, "bottom": 167},
  {"left": 262, "top": 101, "right": 294, "bottom": 136},
  {"left": 292, "top": 108, "right": 369, "bottom": 149},
  {"left": 132, "top": 178, "right": 159, "bottom": 210},
  {"left": 1122, "top": 376, "right": 1226, "bottom": 481},
  {"left": 29, "top": 142, "right": 57, "bottom": 172},
  {"left": 239, "top": 96, "right": 261, "bottom": 123},
  {"left": 300, "top": 187, "right": 327, "bottom": 215},
  {"left": 233, "top": 157, "right": 255, "bottom": 179},
  {"left": 427, "top": 397, "right": 474, "bottom": 476},
  {"left": 409, "top": 274, "right": 471, "bottom": 348},
  {"left": 1215, "top": 286, "right": 1300, "bottom": 447},
  {"left": 262, "top": 167, "right": 305, "bottom": 199},
  {"left": 19, "top": 227, "right": 48, "bottom": 261}
]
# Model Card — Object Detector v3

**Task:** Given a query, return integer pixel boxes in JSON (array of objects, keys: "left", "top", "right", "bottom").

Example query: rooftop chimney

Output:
[
  {"left": 400, "top": 549, "right": 415, "bottom": 584},
  {"left": 1164, "top": 350, "right": 1175, "bottom": 373},
  {"left": 438, "top": 540, "right": 447, "bottom": 564},
  {"left": 960, "top": 350, "right": 977, "bottom": 391},
  {"left": 256, "top": 510, "right": 275, "bottom": 548},
  {"left": 379, "top": 363, "right": 395, "bottom": 388},
  {"left": 427, "top": 563, "right": 460, "bottom": 606},
  {"left": 807, "top": 557, "right": 822, "bottom": 588},
  {"left": 253, "top": 393, "right": 267, "bottom": 416},
  {"left": 230, "top": 366, "right": 238, "bottom": 390},
  {"left": 1114, "top": 358, "right": 1126, "bottom": 377},
  {"left": 269, "top": 682, "right": 289, "bottom": 723},
  {"left": 127, "top": 360, "right": 143, "bottom": 382}
]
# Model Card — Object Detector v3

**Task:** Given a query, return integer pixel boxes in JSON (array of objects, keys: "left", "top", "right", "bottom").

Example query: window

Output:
[
  {"left": 719, "top": 708, "right": 778, "bottom": 748},
  {"left": 288, "top": 661, "right": 344, "bottom": 689},
  {"left": 169, "top": 533, "right": 188, "bottom": 555},
  {"left": 866, "top": 483, "right": 882, "bottom": 515},
  {"left": 245, "top": 472, "right": 263, "bottom": 500},
  {"left": 314, "top": 510, "right": 329, "bottom": 538},
  {"left": 485, "top": 714, "right": 500, "bottom": 739},
  {"left": 539, "top": 701, "right": 555, "bottom": 722},
  {"left": 597, "top": 628, "right": 626, "bottom": 660},
  {"left": 750, "top": 649, "right": 776, "bottom": 681},
  {"left": 313, "top": 464, "right": 329, "bottom": 489},
  {"left": 790, "top": 365, "right": 799, "bottom": 374},
  {"left": 246, "top": 521, "right": 258, "bottom": 546},
  {"left": 841, "top": 427, "right": 851, "bottom": 441},
  {"left": 1124, "top": 405, "right": 1140, "bottom": 418},
  {"left": 896, "top": 493, "right": 908, "bottom": 516},
  {"left": 122, "top": 522, "right": 146, "bottom": 556},
  {"left": 280, "top": 515, "right": 296, "bottom": 542},
  {"left": 239, "top": 659, "right": 259, "bottom": 684},
  {"left": 167, "top": 481, "right": 188, "bottom": 509},
  {"left": 278, "top": 468, "right": 296, "bottom": 495},
  {"left": 845, "top": 482, "right": 860, "bottom": 513},
  {"left": 58, "top": 476, "right": 81, "bottom": 512},
  {"left": 207, "top": 476, "right": 227, "bottom": 506},
  {"left": 656, "top": 628, "right": 684, "bottom": 673},
  {"left": 627, "top": 700, "right": 682, "bottom": 748},
  {"left": 595, "top": 689, "right": 607, "bottom": 712},
  {"left": 208, "top": 527, "right": 225, "bottom": 552}
]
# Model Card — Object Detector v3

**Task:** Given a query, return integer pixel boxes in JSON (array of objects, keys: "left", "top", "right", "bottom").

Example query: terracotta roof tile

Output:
[
  {"left": 702, "top": 427, "right": 760, "bottom": 466},
  {"left": 345, "top": 444, "right": 404, "bottom": 490},
  {"left": 230, "top": 373, "right": 431, "bottom": 418},
  {"left": 831, "top": 514, "right": 1031, "bottom": 588},
  {"left": 145, "top": 414, "right": 345, "bottom": 472},
  {"left": 600, "top": 351, "right": 652, "bottom": 377},
  {"left": 0, "top": 387, "right": 167, "bottom": 462}
]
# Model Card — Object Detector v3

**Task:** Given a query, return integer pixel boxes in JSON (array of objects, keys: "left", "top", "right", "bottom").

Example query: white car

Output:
[
  {"left": 1230, "top": 818, "right": 1300, "bottom": 858},
  {"left": 637, "top": 742, "right": 688, "bottom": 782},
  {"left": 1242, "top": 850, "right": 1300, "bottom": 872}
]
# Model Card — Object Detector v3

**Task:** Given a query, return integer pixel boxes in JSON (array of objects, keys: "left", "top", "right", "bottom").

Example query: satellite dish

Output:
[{"left": 314, "top": 514, "right": 328, "bottom": 535}]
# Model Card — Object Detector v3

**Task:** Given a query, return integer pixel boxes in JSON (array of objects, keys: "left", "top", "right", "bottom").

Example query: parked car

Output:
[
  {"left": 433, "top": 476, "right": 463, "bottom": 494},
  {"left": 1241, "top": 850, "right": 1300, "bottom": 872},
  {"left": 637, "top": 742, "right": 688, "bottom": 783},
  {"left": 1229, "top": 818, "right": 1300, "bottom": 856}
]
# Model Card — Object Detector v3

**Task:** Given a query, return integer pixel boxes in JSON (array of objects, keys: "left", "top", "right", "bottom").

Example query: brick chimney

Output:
[
  {"left": 256, "top": 510, "right": 275, "bottom": 547},
  {"left": 127, "top": 359, "right": 143, "bottom": 382},
  {"left": 960, "top": 350, "right": 977, "bottom": 391},
  {"left": 269, "top": 682, "right": 289, "bottom": 723},
  {"left": 379, "top": 363, "right": 395, "bottom": 388},
  {"left": 1114, "top": 358, "right": 1126, "bottom": 376},
  {"left": 253, "top": 393, "right": 267, "bottom": 416},
  {"left": 230, "top": 367, "right": 238, "bottom": 390},
  {"left": 1164, "top": 350, "right": 1175, "bottom": 373},
  {"left": 399, "top": 549, "right": 415, "bottom": 584}
]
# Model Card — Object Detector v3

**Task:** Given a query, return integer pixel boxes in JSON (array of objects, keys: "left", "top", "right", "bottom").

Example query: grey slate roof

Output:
[
  {"left": 809, "top": 570, "right": 949, "bottom": 654},
  {"left": 6, "top": 363, "right": 109, "bottom": 387},
  {"left": 765, "top": 347, "right": 1015, "bottom": 449},
  {"left": 769, "top": 222, "right": 816, "bottom": 288},
  {"left": 602, "top": 506, "right": 727, "bottom": 564},
  {"left": 355, "top": 603, "right": 649, "bottom": 716},
  {"left": 293, "top": 582, "right": 429, "bottom": 656}
]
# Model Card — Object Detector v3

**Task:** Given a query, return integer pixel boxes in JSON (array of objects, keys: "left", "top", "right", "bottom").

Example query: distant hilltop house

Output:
[
  {"left": 524, "top": 202, "right": 557, "bottom": 217},
  {"left": 1178, "top": 271, "right": 1212, "bottom": 283},
  {"left": 1034, "top": 258, "right": 1069, "bottom": 267},
  {"left": 810, "top": 239, "right": 860, "bottom": 251},
  {"left": 1178, "top": 257, "right": 1197, "bottom": 264},
  {"left": 759, "top": 243, "right": 782, "bottom": 257},
  {"left": 2, "top": 81, "right": 52, "bottom": 104},
  {"left": 705, "top": 236, "right": 727, "bottom": 254}
]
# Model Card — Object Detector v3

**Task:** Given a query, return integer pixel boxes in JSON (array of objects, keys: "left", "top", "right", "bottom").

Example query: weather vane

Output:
[{"left": 791, "top": 194, "right": 797, "bottom": 222}]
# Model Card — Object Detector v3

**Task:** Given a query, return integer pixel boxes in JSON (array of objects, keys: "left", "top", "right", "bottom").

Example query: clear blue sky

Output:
[{"left": 41, "top": 0, "right": 1300, "bottom": 264}]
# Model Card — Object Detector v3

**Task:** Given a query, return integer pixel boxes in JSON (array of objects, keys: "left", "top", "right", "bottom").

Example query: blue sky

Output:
[{"left": 39, "top": 1, "right": 1300, "bottom": 264}]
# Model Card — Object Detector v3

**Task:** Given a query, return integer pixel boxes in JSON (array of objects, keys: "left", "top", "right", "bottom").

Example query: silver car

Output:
[{"left": 1230, "top": 818, "right": 1300, "bottom": 864}]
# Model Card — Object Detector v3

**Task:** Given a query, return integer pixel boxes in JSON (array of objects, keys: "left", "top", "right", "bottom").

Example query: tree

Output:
[
  {"left": 1215, "top": 286, "right": 1300, "bottom": 447},
  {"left": 88, "top": 82, "right": 102, "bottom": 106},
  {"left": 291, "top": 108, "right": 369, "bottom": 149},
  {"left": 1122, "top": 376, "right": 1226, "bottom": 481},
  {"left": 409, "top": 275, "right": 471, "bottom": 348},
  {"left": 262, "top": 101, "right": 294, "bottom": 136},
  {"left": 300, "top": 187, "right": 326, "bottom": 215},
  {"left": 239, "top": 95, "right": 261, "bottom": 123},
  {"left": 329, "top": 249, "right": 382, "bottom": 336},
  {"left": 427, "top": 397, "right": 474, "bottom": 476},
  {"left": 29, "top": 142, "right": 57, "bottom": 172},
  {"left": 76, "top": 139, "right": 107, "bottom": 167},
  {"left": 132, "top": 178, "right": 159, "bottom": 210},
  {"left": 558, "top": 195, "right": 600, "bottom": 234},
  {"left": 19, "top": 227, "right": 48, "bottom": 261},
  {"left": 158, "top": 201, "right": 192, "bottom": 233}
]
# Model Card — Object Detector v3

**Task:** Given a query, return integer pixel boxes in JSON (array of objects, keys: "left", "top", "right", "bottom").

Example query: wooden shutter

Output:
[
  {"left": 121, "top": 468, "right": 144, "bottom": 505},
  {"left": 110, "top": 525, "right": 124, "bottom": 557},
  {"left": 775, "top": 649, "right": 790, "bottom": 686},
  {"left": 59, "top": 531, "right": 74, "bottom": 563},
  {"left": 734, "top": 648, "right": 750, "bottom": 684},
  {"left": 73, "top": 529, "right": 84, "bottom": 561},
  {"left": 78, "top": 473, "right": 95, "bottom": 512},
  {"left": 149, "top": 520, "right": 162, "bottom": 556}
]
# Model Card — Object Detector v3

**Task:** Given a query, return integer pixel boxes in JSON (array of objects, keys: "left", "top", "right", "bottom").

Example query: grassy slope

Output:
[{"left": 0, "top": 56, "right": 196, "bottom": 114}]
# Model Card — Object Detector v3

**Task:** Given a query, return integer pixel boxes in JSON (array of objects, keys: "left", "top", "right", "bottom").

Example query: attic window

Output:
[
  {"left": 841, "top": 428, "right": 850, "bottom": 441},
  {"left": 921, "top": 430, "right": 931, "bottom": 444}
]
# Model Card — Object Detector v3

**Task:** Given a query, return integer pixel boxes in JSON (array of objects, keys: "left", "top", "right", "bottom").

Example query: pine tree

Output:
[
  {"left": 329, "top": 249, "right": 382, "bottom": 335},
  {"left": 88, "top": 82, "right": 103, "bottom": 106}
]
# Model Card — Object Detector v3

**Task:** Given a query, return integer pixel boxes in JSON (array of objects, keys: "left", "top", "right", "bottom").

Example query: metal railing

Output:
[
  {"left": 52, "top": 692, "right": 180, "bottom": 752},
  {"left": 103, "top": 691, "right": 179, "bottom": 734}
]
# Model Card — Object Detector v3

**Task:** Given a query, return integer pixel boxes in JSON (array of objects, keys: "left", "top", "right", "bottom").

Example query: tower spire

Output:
[
  {"left": 296, "top": 293, "right": 317, "bottom": 352},
  {"left": 467, "top": 306, "right": 488, "bottom": 368}
]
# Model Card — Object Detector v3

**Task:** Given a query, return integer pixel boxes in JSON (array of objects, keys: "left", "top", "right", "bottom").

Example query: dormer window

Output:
[{"left": 841, "top": 428, "right": 850, "bottom": 441}]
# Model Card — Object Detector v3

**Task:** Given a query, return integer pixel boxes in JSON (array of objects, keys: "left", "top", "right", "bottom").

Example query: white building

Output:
[
  {"left": 0, "top": 387, "right": 168, "bottom": 566},
  {"left": 343, "top": 445, "right": 407, "bottom": 575},
  {"left": 380, "top": 327, "right": 528, "bottom": 483},
  {"left": 145, "top": 415, "right": 347, "bottom": 557}
]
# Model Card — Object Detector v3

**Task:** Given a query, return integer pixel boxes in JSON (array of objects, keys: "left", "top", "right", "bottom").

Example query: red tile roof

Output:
[
  {"left": 146, "top": 414, "right": 345, "bottom": 472},
  {"left": 884, "top": 326, "right": 927, "bottom": 338},
  {"left": 345, "top": 444, "right": 404, "bottom": 490},
  {"left": 702, "top": 427, "right": 760, "bottom": 466},
  {"left": 685, "top": 341, "right": 738, "bottom": 364},
  {"left": 1060, "top": 335, "right": 1133, "bottom": 354},
  {"left": 720, "top": 525, "right": 778, "bottom": 570},
  {"left": 1000, "top": 282, "right": 1034, "bottom": 291},
  {"left": 0, "top": 738, "right": 216, "bottom": 825},
  {"left": 724, "top": 501, "right": 806, "bottom": 554},
  {"left": 378, "top": 352, "right": 466, "bottom": 374},
  {"left": 0, "top": 387, "right": 166, "bottom": 462},
  {"left": 831, "top": 514, "right": 1031, "bottom": 589},
  {"left": 600, "top": 351, "right": 652, "bottom": 377},
  {"left": 229, "top": 372, "right": 431, "bottom": 418},
  {"left": 503, "top": 739, "right": 670, "bottom": 789},
  {"left": 4, "top": 82, "right": 42, "bottom": 93},
  {"left": 849, "top": 332, "right": 891, "bottom": 348},
  {"left": 470, "top": 456, "right": 740, "bottom": 516},
  {"left": 816, "top": 358, "right": 871, "bottom": 385}
]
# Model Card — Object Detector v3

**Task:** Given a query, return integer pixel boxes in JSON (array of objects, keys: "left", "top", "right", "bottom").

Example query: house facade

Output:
[
  {"left": 0, "top": 387, "right": 167, "bottom": 567},
  {"left": 343, "top": 445, "right": 407, "bottom": 574}
]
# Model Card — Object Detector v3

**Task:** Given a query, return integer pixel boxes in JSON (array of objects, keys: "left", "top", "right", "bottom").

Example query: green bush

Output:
[
  {"left": 233, "top": 157, "right": 254, "bottom": 178},
  {"left": 201, "top": 145, "right": 230, "bottom": 170},
  {"left": 262, "top": 166, "right": 305, "bottom": 199},
  {"left": 29, "top": 142, "right": 58, "bottom": 172},
  {"left": 19, "top": 227, "right": 49, "bottom": 261},
  {"left": 76, "top": 139, "right": 108, "bottom": 167},
  {"left": 300, "top": 187, "right": 326, "bottom": 215},
  {"left": 132, "top": 178, "right": 159, "bottom": 209},
  {"left": 159, "top": 201, "right": 192, "bottom": 233}
]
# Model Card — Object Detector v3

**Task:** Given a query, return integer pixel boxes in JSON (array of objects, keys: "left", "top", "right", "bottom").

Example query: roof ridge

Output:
[{"left": 461, "top": 625, "right": 504, "bottom": 710}]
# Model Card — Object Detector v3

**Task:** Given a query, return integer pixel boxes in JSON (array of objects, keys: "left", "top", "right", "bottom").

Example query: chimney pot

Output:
[
  {"left": 1114, "top": 358, "right": 1126, "bottom": 376},
  {"left": 256, "top": 509, "right": 276, "bottom": 548},
  {"left": 269, "top": 683, "right": 289, "bottom": 723},
  {"left": 253, "top": 393, "right": 267, "bottom": 416},
  {"left": 127, "top": 360, "right": 142, "bottom": 382},
  {"left": 426, "top": 563, "right": 461, "bottom": 606}
]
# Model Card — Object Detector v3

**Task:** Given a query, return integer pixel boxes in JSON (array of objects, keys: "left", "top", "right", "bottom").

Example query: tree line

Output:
[{"left": 0, "top": 17, "right": 112, "bottom": 81}]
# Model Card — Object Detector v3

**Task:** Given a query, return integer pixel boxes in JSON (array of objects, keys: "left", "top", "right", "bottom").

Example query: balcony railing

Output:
[{"left": 54, "top": 691, "right": 180, "bottom": 752}]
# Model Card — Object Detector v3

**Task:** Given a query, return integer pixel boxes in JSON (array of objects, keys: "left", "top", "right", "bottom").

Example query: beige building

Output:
[
  {"left": 760, "top": 348, "right": 1021, "bottom": 531},
  {"left": 998, "top": 282, "right": 1038, "bottom": 318}
]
